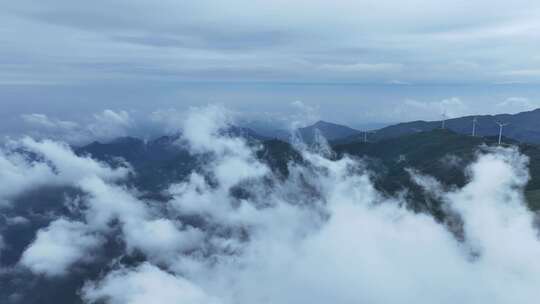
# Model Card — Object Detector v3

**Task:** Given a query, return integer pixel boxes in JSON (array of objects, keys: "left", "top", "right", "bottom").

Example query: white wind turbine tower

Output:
[
  {"left": 496, "top": 121, "right": 509, "bottom": 145},
  {"left": 471, "top": 117, "right": 478, "bottom": 137},
  {"left": 441, "top": 112, "right": 448, "bottom": 129},
  {"left": 363, "top": 130, "right": 376, "bottom": 143}
]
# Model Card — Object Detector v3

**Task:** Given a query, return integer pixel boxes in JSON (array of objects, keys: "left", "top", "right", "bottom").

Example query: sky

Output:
[{"left": 1, "top": 0, "right": 540, "bottom": 134}]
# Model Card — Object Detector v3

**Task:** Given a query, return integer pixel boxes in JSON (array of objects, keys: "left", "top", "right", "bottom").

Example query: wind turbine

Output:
[
  {"left": 363, "top": 130, "right": 376, "bottom": 143},
  {"left": 496, "top": 121, "right": 509, "bottom": 145},
  {"left": 471, "top": 117, "right": 478, "bottom": 137},
  {"left": 441, "top": 112, "right": 448, "bottom": 129}
]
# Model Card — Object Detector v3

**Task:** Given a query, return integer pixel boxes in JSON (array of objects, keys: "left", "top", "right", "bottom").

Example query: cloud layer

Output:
[
  {"left": 1, "top": 105, "right": 540, "bottom": 303},
  {"left": 2, "top": 1, "right": 540, "bottom": 85},
  {"left": 1, "top": 1, "right": 540, "bottom": 132}
]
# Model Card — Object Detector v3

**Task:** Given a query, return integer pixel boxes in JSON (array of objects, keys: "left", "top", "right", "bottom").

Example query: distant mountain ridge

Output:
[
  {"left": 337, "top": 108, "right": 540, "bottom": 144},
  {"left": 95, "top": 108, "right": 540, "bottom": 149},
  {"left": 247, "top": 108, "right": 540, "bottom": 146},
  {"left": 75, "top": 128, "right": 540, "bottom": 212},
  {"left": 249, "top": 120, "right": 362, "bottom": 143},
  {"left": 297, "top": 120, "right": 361, "bottom": 142}
]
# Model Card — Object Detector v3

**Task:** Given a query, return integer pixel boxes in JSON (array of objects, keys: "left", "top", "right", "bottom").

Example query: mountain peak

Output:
[
  {"left": 313, "top": 120, "right": 331, "bottom": 127},
  {"left": 310, "top": 120, "right": 350, "bottom": 129},
  {"left": 296, "top": 120, "right": 361, "bottom": 142}
]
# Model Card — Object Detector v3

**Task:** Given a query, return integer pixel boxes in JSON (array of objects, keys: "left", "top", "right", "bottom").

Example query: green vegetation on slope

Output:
[{"left": 334, "top": 129, "right": 540, "bottom": 211}]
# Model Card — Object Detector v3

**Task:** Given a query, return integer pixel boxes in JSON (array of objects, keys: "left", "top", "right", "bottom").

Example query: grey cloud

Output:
[
  {"left": 1, "top": 0, "right": 539, "bottom": 86},
  {"left": 113, "top": 29, "right": 293, "bottom": 51},
  {"left": 496, "top": 97, "right": 540, "bottom": 114},
  {"left": 1, "top": 1, "right": 539, "bottom": 125}
]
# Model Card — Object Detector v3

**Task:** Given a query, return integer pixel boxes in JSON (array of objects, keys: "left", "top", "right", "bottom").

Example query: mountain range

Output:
[
  {"left": 71, "top": 107, "right": 540, "bottom": 206},
  {"left": 73, "top": 128, "right": 540, "bottom": 212},
  {"left": 4, "top": 113, "right": 540, "bottom": 304},
  {"left": 334, "top": 108, "right": 540, "bottom": 144},
  {"left": 245, "top": 108, "right": 540, "bottom": 145}
]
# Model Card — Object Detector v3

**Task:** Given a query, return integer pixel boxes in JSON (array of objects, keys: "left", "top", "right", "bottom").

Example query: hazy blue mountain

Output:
[
  {"left": 238, "top": 120, "right": 291, "bottom": 140},
  {"left": 295, "top": 120, "right": 361, "bottom": 143},
  {"left": 244, "top": 121, "right": 387, "bottom": 143},
  {"left": 349, "top": 122, "right": 393, "bottom": 131},
  {"left": 220, "top": 126, "right": 269, "bottom": 141},
  {"left": 245, "top": 120, "right": 364, "bottom": 143}
]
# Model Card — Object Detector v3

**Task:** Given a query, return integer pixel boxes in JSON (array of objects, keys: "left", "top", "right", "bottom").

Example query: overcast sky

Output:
[{"left": 1, "top": 0, "right": 540, "bottom": 133}]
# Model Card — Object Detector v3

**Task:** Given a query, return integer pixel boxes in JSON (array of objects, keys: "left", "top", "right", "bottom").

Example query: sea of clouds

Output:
[{"left": 1, "top": 105, "right": 540, "bottom": 303}]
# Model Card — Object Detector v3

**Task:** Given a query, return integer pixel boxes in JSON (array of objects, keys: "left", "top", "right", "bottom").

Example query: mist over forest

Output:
[{"left": 1, "top": 105, "right": 540, "bottom": 303}]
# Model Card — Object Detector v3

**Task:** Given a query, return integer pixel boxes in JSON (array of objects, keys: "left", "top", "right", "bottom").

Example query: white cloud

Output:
[
  {"left": 77, "top": 177, "right": 147, "bottom": 231},
  {"left": 169, "top": 105, "right": 270, "bottom": 225},
  {"left": 502, "top": 69, "right": 540, "bottom": 77},
  {"left": 82, "top": 263, "right": 221, "bottom": 304},
  {"left": 21, "top": 137, "right": 130, "bottom": 182},
  {"left": 0, "top": 136, "right": 129, "bottom": 207},
  {"left": 75, "top": 176, "right": 204, "bottom": 266},
  {"left": 401, "top": 97, "right": 469, "bottom": 120},
  {"left": 290, "top": 100, "right": 321, "bottom": 129},
  {"left": 387, "top": 79, "right": 411, "bottom": 85},
  {"left": 496, "top": 97, "right": 539, "bottom": 114},
  {"left": 171, "top": 146, "right": 540, "bottom": 304},
  {"left": 19, "top": 110, "right": 135, "bottom": 144},
  {"left": 166, "top": 109, "right": 540, "bottom": 303},
  {"left": 5, "top": 216, "right": 30, "bottom": 226},
  {"left": 5, "top": 105, "right": 540, "bottom": 303},
  {"left": 0, "top": 146, "right": 57, "bottom": 206},
  {"left": 3, "top": 136, "right": 200, "bottom": 274},
  {"left": 20, "top": 219, "right": 103, "bottom": 276},
  {"left": 123, "top": 219, "right": 204, "bottom": 262},
  {"left": 181, "top": 105, "right": 236, "bottom": 153},
  {"left": 319, "top": 62, "right": 403, "bottom": 73},
  {"left": 87, "top": 110, "right": 133, "bottom": 140},
  {"left": 20, "top": 113, "right": 79, "bottom": 130}
]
